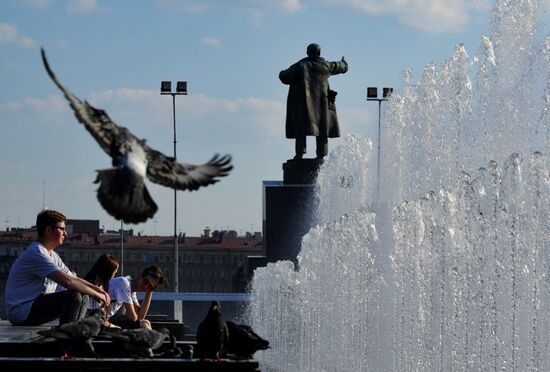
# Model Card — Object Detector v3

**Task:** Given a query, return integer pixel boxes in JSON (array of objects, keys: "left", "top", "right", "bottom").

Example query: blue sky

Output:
[{"left": 0, "top": 0, "right": 513, "bottom": 236}]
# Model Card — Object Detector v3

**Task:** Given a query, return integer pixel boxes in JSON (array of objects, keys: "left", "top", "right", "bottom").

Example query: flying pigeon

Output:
[
  {"left": 97, "top": 327, "right": 170, "bottom": 358},
  {"left": 196, "top": 301, "right": 229, "bottom": 361},
  {"left": 224, "top": 321, "right": 270, "bottom": 359},
  {"left": 35, "top": 308, "right": 106, "bottom": 357},
  {"left": 41, "top": 48, "right": 233, "bottom": 224}
]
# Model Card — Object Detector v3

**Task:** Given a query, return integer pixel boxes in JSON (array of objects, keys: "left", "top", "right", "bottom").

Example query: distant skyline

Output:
[{"left": 1, "top": 0, "right": 539, "bottom": 236}]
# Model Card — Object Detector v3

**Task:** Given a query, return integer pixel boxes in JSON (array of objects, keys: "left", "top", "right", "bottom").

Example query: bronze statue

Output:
[{"left": 279, "top": 43, "right": 348, "bottom": 159}]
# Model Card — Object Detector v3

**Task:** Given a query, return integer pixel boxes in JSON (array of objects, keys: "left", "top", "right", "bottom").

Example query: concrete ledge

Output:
[{"left": 0, "top": 357, "right": 260, "bottom": 371}]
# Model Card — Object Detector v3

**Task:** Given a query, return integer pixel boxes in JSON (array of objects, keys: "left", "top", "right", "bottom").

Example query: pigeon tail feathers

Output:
[{"left": 95, "top": 167, "right": 157, "bottom": 224}]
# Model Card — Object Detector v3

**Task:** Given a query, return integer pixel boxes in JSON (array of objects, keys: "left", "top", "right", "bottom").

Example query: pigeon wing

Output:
[
  {"left": 41, "top": 48, "right": 136, "bottom": 159},
  {"left": 145, "top": 149, "right": 233, "bottom": 191}
]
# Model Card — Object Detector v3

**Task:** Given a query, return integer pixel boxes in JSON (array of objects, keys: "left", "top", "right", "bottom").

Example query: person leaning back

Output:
[
  {"left": 108, "top": 265, "right": 168, "bottom": 329},
  {"left": 5, "top": 209, "right": 110, "bottom": 326}
]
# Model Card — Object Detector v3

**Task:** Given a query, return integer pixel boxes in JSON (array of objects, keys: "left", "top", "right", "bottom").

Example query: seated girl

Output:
[{"left": 84, "top": 254, "right": 120, "bottom": 327}]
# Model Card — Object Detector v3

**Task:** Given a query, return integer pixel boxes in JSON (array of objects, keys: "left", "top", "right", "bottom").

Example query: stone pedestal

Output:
[
  {"left": 250, "top": 158, "right": 322, "bottom": 272},
  {"left": 282, "top": 158, "right": 324, "bottom": 185}
]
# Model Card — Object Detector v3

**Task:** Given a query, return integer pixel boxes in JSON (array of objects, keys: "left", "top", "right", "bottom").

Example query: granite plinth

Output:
[{"left": 282, "top": 158, "right": 324, "bottom": 185}]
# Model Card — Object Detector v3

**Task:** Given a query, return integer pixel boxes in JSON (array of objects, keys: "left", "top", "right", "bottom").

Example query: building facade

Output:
[{"left": 0, "top": 221, "right": 263, "bottom": 320}]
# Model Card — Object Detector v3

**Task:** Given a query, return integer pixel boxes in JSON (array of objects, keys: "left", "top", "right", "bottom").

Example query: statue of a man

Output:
[{"left": 279, "top": 43, "right": 348, "bottom": 159}]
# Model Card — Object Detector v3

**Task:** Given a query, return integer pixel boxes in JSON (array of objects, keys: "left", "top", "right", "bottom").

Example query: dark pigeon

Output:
[
  {"left": 97, "top": 327, "right": 169, "bottom": 358},
  {"left": 196, "top": 301, "right": 229, "bottom": 361},
  {"left": 224, "top": 321, "right": 270, "bottom": 359},
  {"left": 41, "top": 48, "right": 233, "bottom": 224},
  {"left": 35, "top": 308, "right": 106, "bottom": 357},
  {"left": 158, "top": 334, "right": 184, "bottom": 358}
]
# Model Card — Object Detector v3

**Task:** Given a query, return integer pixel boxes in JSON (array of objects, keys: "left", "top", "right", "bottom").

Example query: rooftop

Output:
[{"left": 0, "top": 230, "right": 263, "bottom": 250}]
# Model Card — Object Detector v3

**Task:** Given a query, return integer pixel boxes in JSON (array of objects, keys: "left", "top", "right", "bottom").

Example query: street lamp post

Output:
[
  {"left": 120, "top": 220, "right": 124, "bottom": 276},
  {"left": 367, "top": 86, "right": 392, "bottom": 198},
  {"left": 160, "top": 80, "right": 187, "bottom": 292}
]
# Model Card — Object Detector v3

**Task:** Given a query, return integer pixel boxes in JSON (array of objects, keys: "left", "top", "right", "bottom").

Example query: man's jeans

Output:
[{"left": 23, "top": 290, "right": 89, "bottom": 326}]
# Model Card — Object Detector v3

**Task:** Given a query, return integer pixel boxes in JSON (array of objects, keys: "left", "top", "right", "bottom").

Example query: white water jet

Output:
[{"left": 250, "top": 1, "right": 550, "bottom": 371}]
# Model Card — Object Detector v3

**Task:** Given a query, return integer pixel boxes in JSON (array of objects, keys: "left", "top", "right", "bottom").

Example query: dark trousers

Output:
[
  {"left": 110, "top": 317, "right": 141, "bottom": 329},
  {"left": 295, "top": 136, "right": 328, "bottom": 158},
  {"left": 23, "top": 290, "right": 89, "bottom": 326}
]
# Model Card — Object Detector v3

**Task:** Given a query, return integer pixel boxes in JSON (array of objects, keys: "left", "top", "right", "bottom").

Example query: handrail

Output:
[{"left": 137, "top": 292, "right": 250, "bottom": 302}]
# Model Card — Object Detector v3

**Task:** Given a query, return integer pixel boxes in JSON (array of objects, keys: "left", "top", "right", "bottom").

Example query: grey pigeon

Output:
[
  {"left": 98, "top": 327, "right": 170, "bottom": 358},
  {"left": 224, "top": 321, "right": 270, "bottom": 359},
  {"left": 35, "top": 308, "right": 106, "bottom": 357},
  {"left": 196, "top": 301, "right": 229, "bottom": 361},
  {"left": 158, "top": 334, "right": 184, "bottom": 358},
  {"left": 41, "top": 48, "right": 233, "bottom": 224}
]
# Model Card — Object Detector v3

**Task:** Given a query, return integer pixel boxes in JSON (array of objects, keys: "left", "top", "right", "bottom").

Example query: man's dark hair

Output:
[
  {"left": 36, "top": 209, "right": 66, "bottom": 238},
  {"left": 307, "top": 43, "right": 321, "bottom": 57}
]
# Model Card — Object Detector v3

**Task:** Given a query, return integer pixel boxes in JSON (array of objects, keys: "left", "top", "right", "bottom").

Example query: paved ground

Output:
[{"left": 0, "top": 320, "right": 55, "bottom": 341}]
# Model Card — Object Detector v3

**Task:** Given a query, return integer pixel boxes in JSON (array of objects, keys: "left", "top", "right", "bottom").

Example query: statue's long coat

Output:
[{"left": 279, "top": 56, "right": 348, "bottom": 139}]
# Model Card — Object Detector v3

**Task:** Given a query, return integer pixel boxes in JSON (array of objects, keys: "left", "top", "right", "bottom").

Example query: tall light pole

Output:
[
  {"left": 160, "top": 80, "right": 187, "bottom": 292},
  {"left": 367, "top": 87, "right": 392, "bottom": 198},
  {"left": 120, "top": 220, "right": 124, "bottom": 276}
]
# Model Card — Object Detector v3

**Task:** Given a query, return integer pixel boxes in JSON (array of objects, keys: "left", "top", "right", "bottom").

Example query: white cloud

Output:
[
  {"left": 321, "top": 0, "right": 487, "bottom": 32},
  {"left": 153, "top": 0, "right": 304, "bottom": 25},
  {"left": 0, "top": 101, "right": 23, "bottom": 112},
  {"left": 0, "top": 96, "right": 65, "bottom": 126},
  {"left": 0, "top": 160, "right": 30, "bottom": 174},
  {"left": 0, "top": 23, "right": 36, "bottom": 48},
  {"left": 88, "top": 88, "right": 285, "bottom": 140},
  {"left": 152, "top": 0, "right": 208, "bottom": 13},
  {"left": 201, "top": 36, "right": 222, "bottom": 48},
  {"left": 13, "top": 0, "right": 52, "bottom": 8},
  {"left": 154, "top": 0, "right": 304, "bottom": 13},
  {"left": 275, "top": 0, "right": 304, "bottom": 13},
  {"left": 66, "top": 0, "right": 99, "bottom": 13},
  {"left": 24, "top": 95, "right": 66, "bottom": 117}
]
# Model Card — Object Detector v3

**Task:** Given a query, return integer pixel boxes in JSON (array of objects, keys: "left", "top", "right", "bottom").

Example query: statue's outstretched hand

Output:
[{"left": 341, "top": 56, "right": 348, "bottom": 72}]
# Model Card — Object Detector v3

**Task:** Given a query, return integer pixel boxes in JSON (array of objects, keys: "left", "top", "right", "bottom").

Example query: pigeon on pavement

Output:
[
  {"left": 158, "top": 334, "right": 184, "bottom": 358},
  {"left": 35, "top": 308, "right": 106, "bottom": 357},
  {"left": 98, "top": 327, "right": 170, "bottom": 358},
  {"left": 224, "top": 321, "right": 270, "bottom": 359},
  {"left": 196, "top": 301, "right": 229, "bottom": 361},
  {"left": 41, "top": 48, "right": 233, "bottom": 224}
]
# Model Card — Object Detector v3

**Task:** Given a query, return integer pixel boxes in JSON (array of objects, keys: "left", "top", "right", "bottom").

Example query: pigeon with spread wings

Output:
[{"left": 41, "top": 48, "right": 232, "bottom": 224}]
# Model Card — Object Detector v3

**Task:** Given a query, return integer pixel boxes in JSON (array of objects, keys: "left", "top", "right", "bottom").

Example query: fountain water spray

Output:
[{"left": 250, "top": 0, "right": 550, "bottom": 370}]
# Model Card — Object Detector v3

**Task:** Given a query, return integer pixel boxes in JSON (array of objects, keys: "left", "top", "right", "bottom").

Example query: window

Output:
[
  {"left": 83, "top": 253, "right": 89, "bottom": 262},
  {"left": 72, "top": 254, "right": 78, "bottom": 261},
  {"left": 130, "top": 254, "right": 136, "bottom": 262},
  {"left": 210, "top": 255, "right": 216, "bottom": 264}
]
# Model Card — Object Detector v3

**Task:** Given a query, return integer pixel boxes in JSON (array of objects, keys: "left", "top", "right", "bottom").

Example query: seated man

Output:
[
  {"left": 5, "top": 209, "right": 110, "bottom": 325},
  {"left": 108, "top": 265, "right": 168, "bottom": 329}
]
